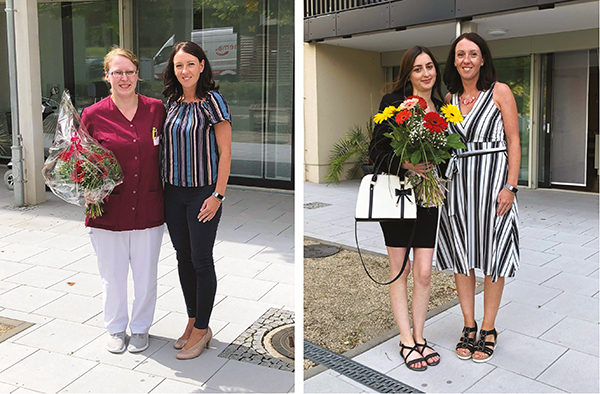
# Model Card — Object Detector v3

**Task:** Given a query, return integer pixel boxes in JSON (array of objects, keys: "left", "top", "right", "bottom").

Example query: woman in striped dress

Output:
[
  {"left": 161, "top": 41, "right": 232, "bottom": 360},
  {"left": 437, "top": 32, "right": 520, "bottom": 363}
]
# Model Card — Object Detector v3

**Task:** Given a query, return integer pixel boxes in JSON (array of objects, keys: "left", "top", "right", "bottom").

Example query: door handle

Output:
[{"left": 546, "top": 123, "right": 551, "bottom": 134}]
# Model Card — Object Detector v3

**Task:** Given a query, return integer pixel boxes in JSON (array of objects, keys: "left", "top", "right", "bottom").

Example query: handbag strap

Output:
[{"left": 354, "top": 220, "right": 417, "bottom": 285}]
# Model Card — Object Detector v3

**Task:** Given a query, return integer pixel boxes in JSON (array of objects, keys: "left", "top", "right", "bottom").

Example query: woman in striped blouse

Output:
[{"left": 161, "top": 41, "right": 232, "bottom": 360}]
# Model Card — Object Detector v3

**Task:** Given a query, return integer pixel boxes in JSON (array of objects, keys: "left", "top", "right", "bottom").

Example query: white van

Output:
[{"left": 153, "top": 27, "right": 238, "bottom": 79}]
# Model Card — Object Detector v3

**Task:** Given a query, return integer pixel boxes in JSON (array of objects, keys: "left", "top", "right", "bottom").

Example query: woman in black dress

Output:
[{"left": 369, "top": 46, "right": 443, "bottom": 371}]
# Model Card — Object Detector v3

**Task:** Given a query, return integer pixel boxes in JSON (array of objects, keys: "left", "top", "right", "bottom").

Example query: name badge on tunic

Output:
[{"left": 152, "top": 127, "right": 160, "bottom": 146}]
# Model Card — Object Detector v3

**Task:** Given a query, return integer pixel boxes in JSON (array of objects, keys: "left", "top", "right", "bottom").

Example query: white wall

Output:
[{"left": 304, "top": 43, "right": 383, "bottom": 183}]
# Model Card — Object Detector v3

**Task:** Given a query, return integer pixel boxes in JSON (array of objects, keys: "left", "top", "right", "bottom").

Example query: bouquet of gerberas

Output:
[
  {"left": 42, "top": 90, "right": 123, "bottom": 218},
  {"left": 373, "top": 96, "right": 465, "bottom": 207}
]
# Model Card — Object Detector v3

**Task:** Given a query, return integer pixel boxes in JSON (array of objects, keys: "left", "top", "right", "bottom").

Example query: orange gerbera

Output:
[
  {"left": 423, "top": 112, "right": 448, "bottom": 133},
  {"left": 395, "top": 110, "right": 411, "bottom": 124},
  {"left": 406, "top": 95, "right": 427, "bottom": 111}
]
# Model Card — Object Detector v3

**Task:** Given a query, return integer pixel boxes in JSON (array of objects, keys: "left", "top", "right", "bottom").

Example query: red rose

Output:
[
  {"left": 423, "top": 112, "right": 448, "bottom": 133},
  {"left": 71, "top": 160, "right": 85, "bottom": 182},
  {"left": 407, "top": 95, "right": 427, "bottom": 111},
  {"left": 395, "top": 110, "right": 411, "bottom": 124}
]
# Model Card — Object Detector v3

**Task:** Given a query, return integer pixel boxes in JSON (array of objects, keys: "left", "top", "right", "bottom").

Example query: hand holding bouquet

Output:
[
  {"left": 42, "top": 91, "right": 123, "bottom": 218},
  {"left": 373, "top": 96, "right": 465, "bottom": 207}
]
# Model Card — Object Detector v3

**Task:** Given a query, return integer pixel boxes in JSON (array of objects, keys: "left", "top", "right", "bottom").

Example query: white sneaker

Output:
[
  {"left": 106, "top": 332, "right": 127, "bottom": 353},
  {"left": 128, "top": 333, "right": 149, "bottom": 353}
]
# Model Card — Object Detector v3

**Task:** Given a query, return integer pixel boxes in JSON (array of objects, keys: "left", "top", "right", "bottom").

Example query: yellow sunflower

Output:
[
  {"left": 441, "top": 104, "right": 464, "bottom": 124},
  {"left": 373, "top": 105, "right": 397, "bottom": 124}
]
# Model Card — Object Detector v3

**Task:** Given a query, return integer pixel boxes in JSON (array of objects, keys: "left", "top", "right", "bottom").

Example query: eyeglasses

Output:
[{"left": 107, "top": 70, "right": 138, "bottom": 77}]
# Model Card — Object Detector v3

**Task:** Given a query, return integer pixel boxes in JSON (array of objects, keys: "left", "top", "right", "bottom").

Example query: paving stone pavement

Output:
[
  {"left": 304, "top": 180, "right": 599, "bottom": 394},
  {"left": 0, "top": 171, "right": 294, "bottom": 393}
]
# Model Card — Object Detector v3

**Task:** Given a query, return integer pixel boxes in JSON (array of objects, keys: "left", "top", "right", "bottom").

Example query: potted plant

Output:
[{"left": 326, "top": 121, "right": 374, "bottom": 184}]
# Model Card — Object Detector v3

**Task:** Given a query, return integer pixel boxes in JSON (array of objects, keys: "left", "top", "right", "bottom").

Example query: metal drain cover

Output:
[
  {"left": 304, "top": 244, "right": 340, "bottom": 258},
  {"left": 264, "top": 323, "right": 294, "bottom": 363}
]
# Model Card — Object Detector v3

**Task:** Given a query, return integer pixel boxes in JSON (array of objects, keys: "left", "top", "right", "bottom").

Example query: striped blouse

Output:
[{"left": 161, "top": 90, "right": 231, "bottom": 187}]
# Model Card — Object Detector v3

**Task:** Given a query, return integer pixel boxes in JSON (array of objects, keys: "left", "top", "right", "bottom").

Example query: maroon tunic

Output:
[{"left": 81, "top": 95, "right": 166, "bottom": 231}]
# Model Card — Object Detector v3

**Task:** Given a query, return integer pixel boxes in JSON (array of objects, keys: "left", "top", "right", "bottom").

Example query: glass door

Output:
[{"left": 495, "top": 56, "right": 531, "bottom": 185}]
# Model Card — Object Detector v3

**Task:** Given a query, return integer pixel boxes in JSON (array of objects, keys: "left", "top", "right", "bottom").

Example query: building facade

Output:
[
  {"left": 1, "top": 0, "right": 294, "bottom": 205},
  {"left": 304, "top": 0, "right": 599, "bottom": 192}
]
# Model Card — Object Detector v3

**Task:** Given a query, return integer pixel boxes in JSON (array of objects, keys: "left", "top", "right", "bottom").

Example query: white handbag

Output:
[
  {"left": 355, "top": 173, "right": 417, "bottom": 221},
  {"left": 354, "top": 172, "right": 417, "bottom": 285}
]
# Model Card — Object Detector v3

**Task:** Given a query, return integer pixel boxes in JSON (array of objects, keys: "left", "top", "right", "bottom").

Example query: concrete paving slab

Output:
[
  {"left": 0, "top": 342, "right": 37, "bottom": 373},
  {"left": 350, "top": 337, "right": 404, "bottom": 374},
  {"left": 540, "top": 316, "right": 599, "bottom": 356},
  {"left": 518, "top": 249, "right": 559, "bottom": 267},
  {"left": 385, "top": 345, "right": 495, "bottom": 393},
  {"left": 210, "top": 296, "right": 280, "bottom": 328},
  {"left": 21, "top": 248, "right": 90, "bottom": 269},
  {"left": 217, "top": 275, "right": 277, "bottom": 301},
  {"left": 4, "top": 265, "right": 75, "bottom": 289},
  {"left": 482, "top": 329, "right": 567, "bottom": 379},
  {"left": 511, "top": 263, "right": 560, "bottom": 285},
  {"left": 254, "top": 262, "right": 294, "bottom": 284},
  {"left": 502, "top": 280, "right": 562, "bottom": 308},
  {"left": 543, "top": 232, "right": 597, "bottom": 247},
  {"left": 47, "top": 272, "right": 101, "bottom": 297},
  {"left": 36, "top": 234, "right": 89, "bottom": 252},
  {"left": 0, "top": 225, "right": 23, "bottom": 239},
  {"left": 148, "top": 378, "right": 205, "bottom": 393},
  {"left": 213, "top": 240, "right": 266, "bottom": 260},
  {"left": 13, "top": 319, "right": 104, "bottom": 355},
  {"left": 0, "top": 382, "right": 18, "bottom": 393},
  {"left": 34, "top": 293, "right": 102, "bottom": 323},
  {"left": 540, "top": 292, "right": 599, "bottom": 323},
  {"left": 205, "top": 360, "right": 294, "bottom": 393},
  {"left": 537, "top": 349, "right": 599, "bottom": 393},
  {"left": 0, "top": 349, "right": 97, "bottom": 393},
  {"left": 464, "top": 367, "right": 565, "bottom": 393},
  {"left": 0, "top": 281, "right": 18, "bottom": 295},
  {"left": 0, "top": 261, "right": 32, "bottom": 281},
  {"left": 72, "top": 334, "right": 168, "bottom": 370},
  {"left": 0, "top": 243, "right": 48, "bottom": 262},
  {"left": 61, "top": 364, "right": 166, "bottom": 393},
  {"left": 541, "top": 272, "right": 599, "bottom": 297},
  {"left": 258, "top": 283, "right": 295, "bottom": 308},
  {"left": 214, "top": 256, "right": 270, "bottom": 278},
  {"left": 519, "top": 238, "right": 560, "bottom": 252},
  {"left": 0, "top": 286, "right": 64, "bottom": 313},
  {"left": 543, "top": 243, "right": 598, "bottom": 260},
  {"left": 495, "top": 302, "right": 565, "bottom": 338},
  {"left": 542, "top": 255, "right": 599, "bottom": 276}
]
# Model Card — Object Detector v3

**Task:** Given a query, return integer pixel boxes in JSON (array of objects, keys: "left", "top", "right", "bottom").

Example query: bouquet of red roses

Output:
[
  {"left": 373, "top": 96, "right": 465, "bottom": 207},
  {"left": 42, "top": 90, "right": 123, "bottom": 218}
]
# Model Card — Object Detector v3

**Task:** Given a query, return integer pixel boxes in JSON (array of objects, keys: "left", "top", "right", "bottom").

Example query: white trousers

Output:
[{"left": 89, "top": 225, "right": 164, "bottom": 334}]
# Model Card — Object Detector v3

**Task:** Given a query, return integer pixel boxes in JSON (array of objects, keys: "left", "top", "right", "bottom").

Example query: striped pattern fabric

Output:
[
  {"left": 161, "top": 90, "right": 231, "bottom": 187},
  {"left": 436, "top": 83, "right": 520, "bottom": 282}
]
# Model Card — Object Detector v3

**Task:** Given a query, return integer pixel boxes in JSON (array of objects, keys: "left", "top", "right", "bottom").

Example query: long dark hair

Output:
[
  {"left": 162, "top": 41, "right": 218, "bottom": 102},
  {"left": 443, "top": 32, "right": 497, "bottom": 95},
  {"left": 390, "top": 45, "right": 443, "bottom": 102}
]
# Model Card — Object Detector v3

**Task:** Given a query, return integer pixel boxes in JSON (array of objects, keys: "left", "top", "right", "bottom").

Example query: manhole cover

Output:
[
  {"left": 304, "top": 244, "right": 340, "bottom": 258},
  {"left": 264, "top": 323, "right": 294, "bottom": 363}
]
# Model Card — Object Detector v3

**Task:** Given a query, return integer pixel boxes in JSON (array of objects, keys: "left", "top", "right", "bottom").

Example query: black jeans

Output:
[{"left": 164, "top": 183, "right": 221, "bottom": 330}]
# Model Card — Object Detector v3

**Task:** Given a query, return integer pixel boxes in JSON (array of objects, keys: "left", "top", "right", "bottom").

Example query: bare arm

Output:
[
  {"left": 493, "top": 82, "right": 521, "bottom": 216},
  {"left": 197, "top": 120, "right": 232, "bottom": 222}
]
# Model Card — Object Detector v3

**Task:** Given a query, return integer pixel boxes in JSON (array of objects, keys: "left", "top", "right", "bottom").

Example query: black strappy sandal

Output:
[
  {"left": 456, "top": 323, "right": 478, "bottom": 360},
  {"left": 399, "top": 342, "right": 427, "bottom": 371},
  {"left": 415, "top": 339, "right": 440, "bottom": 366},
  {"left": 473, "top": 328, "right": 498, "bottom": 363}
]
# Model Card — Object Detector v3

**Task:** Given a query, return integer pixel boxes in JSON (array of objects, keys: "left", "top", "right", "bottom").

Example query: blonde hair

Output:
[{"left": 103, "top": 47, "right": 139, "bottom": 73}]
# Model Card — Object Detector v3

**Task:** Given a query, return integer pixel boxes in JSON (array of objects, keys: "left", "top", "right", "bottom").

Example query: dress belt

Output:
[
  {"left": 445, "top": 142, "right": 507, "bottom": 179},
  {"left": 445, "top": 141, "right": 507, "bottom": 217}
]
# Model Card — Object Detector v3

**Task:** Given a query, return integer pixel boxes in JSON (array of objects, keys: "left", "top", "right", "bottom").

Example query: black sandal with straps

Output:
[
  {"left": 415, "top": 339, "right": 440, "bottom": 366},
  {"left": 399, "top": 342, "right": 427, "bottom": 371},
  {"left": 473, "top": 328, "right": 498, "bottom": 363},
  {"left": 456, "top": 323, "right": 478, "bottom": 360}
]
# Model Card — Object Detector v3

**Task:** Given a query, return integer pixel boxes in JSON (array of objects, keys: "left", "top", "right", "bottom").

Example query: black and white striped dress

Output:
[{"left": 436, "top": 83, "right": 519, "bottom": 282}]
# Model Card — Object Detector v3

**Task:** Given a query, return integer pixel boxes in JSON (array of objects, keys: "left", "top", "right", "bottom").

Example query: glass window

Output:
[{"left": 134, "top": 0, "right": 294, "bottom": 187}]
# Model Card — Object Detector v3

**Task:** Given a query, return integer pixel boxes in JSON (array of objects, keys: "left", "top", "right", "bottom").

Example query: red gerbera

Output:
[
  {"left": 71, "top": 160, "right": 85, "bottom": 182},
  {"left": 395, "top": 110, "right": 411, "bottom": 124},
  {"left": 88, "top": 153, "right": 104, "bottom": 164},
  {"left": 58, "top": 151, "right": 72, "bottom": 162},
  {"left": 407, "top": 95, "right": 427, "bottom": 111},
  {"left": 423, "top": 112, "right": 448, "bottom": 133}
]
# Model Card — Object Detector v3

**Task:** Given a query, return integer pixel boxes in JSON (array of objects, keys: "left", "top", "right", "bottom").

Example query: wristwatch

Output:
[
  {"left": 503, "top": 184, "right": 518, "bottom": 195},
  {"left": 212, "top": 191, "right": 226, "bottom": 202}
]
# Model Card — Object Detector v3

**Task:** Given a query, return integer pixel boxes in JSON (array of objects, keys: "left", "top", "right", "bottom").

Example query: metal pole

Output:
[{"left": 5, "top": 0, "right": 25, "bottom": 206}]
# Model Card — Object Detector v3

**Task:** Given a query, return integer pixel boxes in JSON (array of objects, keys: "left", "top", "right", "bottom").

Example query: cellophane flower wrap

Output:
[
  {"left": 373, "top": 96, "right": 466, "bottom": 207},
  {"left": 42, "top": 90, "right": 123, "bottom": 218}
]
